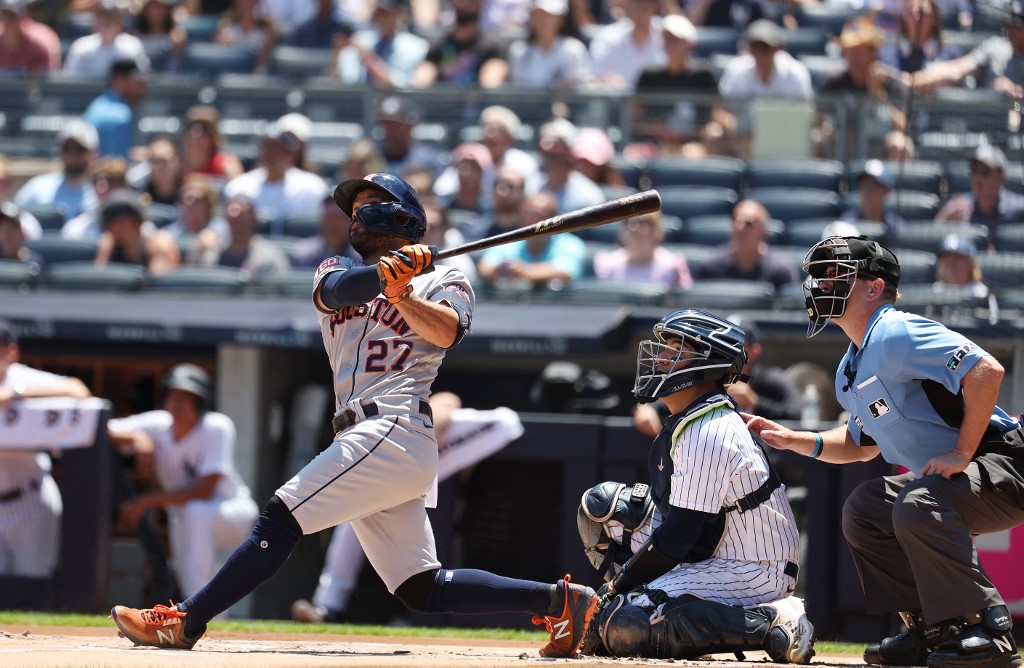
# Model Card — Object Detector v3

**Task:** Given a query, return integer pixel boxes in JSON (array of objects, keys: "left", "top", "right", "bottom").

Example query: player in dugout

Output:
[
  {"left": 109, "top": 173, "right": 599, "bottom": 656},
  {"left": 574, "top": 309, "right": 814, "bottom": 661},
  {"left": 748, "top": 236, "right": 1024, "bottom": 668}
]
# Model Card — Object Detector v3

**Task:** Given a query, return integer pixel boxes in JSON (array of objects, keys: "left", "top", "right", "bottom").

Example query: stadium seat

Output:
[
  {"left": 146, "top": 266, "right": 248, "bottom": 294},
  {"left": 146, "top": 203, "right": 178, "bottom": 228},
  {"left": 665, "top": 243, "right": 715, "bottom": 267},
  {"left": 895, "top": 284, "right": 994, "bottom": 319},
  {"left": 889, "top": 222, "right": 989, "bottom": 254},
  {"left": 841, "top": 190, "right": 942, "bottom": 221},
  {"left": 598, "top": 184, "right": 638, "bottom": 202},
  {"left": 136, "top": 74, "right": 204, "bottom": 118},
  {"left": 57, "top": 13, "right": 94, "bottom": 41},
  {"left": 657, "top": 186, "right": 740, "bottom": 223},
  {"left": 996, "top": 287, "right": 1024, "bottom": 310},
  {"left": 22, "top": 205, "right": 66, "bottom": 232},
  {"left": 795, "top": 3, "right": 861, "bottom": 36},
  {"left": 212, "top": 73, "right": 297, "bottom": 121},
  {"left": 694, "top": 27, "right": 739, "bottom": 57},
  {"left": 800, "top": 55, "right": 848, "bottom": 91},
  {"left": 684, "top": 215, "right": 785, "bottom": 245},
  {"left": 556, "top": 279, "right": 669, "bottom": 306},
  {"left": 0, "top": 74, "right": 35, "bottom": 135},
  {"left": 647, "top": 156, "right": 747, "bottom": 191},
  {"left": 270, "top": 46, "right": 336, "bottom": 80},
  {"left": 782, "top": 218, "right": 888, "bottom": 247},
  {"left": 34, "top": 74, "right": 105, "bottom": 115},
  {"left": 300, "top": 78, "right": 372, "bottom": 124},
  {"left": 994, "top": 224, "right": 1024, "bottom": 253},
  {"left": 43, "top": 262, "right": 146, "bottom": 292},
  {"left": 26, "top": 235, "right": 99, "bottom": 264},
  {"left": 774, "top": 282, "right": 806, "bottom": 310},
  {"left": 677, "top": 280, "right": 777, "bottom": 309},
  {"left": 976, "top": 252, "right": 1024, "bottom": 291},
  {"left": 846, "top": 159, "right": 945, "bottom": 196},
  {"left": 746, "top": 158, "right": 845, "bottom": 191},
  {"left": 886, "top": 248, "right": 938, "bottom": 284},
  {"left": 281, "top": 213, "right": 320, "bottom": 239},
  {"left": 743, "top": 187, "right": 841, "bottom": 223},
  {"left": 610, "top": 156, "right": 645, "bottom": 190},
  {"left": 247, "top": 269, "right": 313, "bottom": 297},
  {"left": 0, "top": 259, "right": 41, "bottom": 290},
  {"left": 179, "top": 14, "right": 221, "bottom": 43},
  {"left": 779, "top": 27, "right": 830, "bottom": 56},
  {"left": 181, "top": 44, "right": 258, "bottom": 79}
]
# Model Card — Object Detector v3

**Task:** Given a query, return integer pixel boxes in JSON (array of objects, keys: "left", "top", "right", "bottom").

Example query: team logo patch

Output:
[
  {"left": 315, "top": 256, "right": 340, "bottom": 278},
  {"left": 946, "top": 343, "right": 976, "bottom": 371},
  {"left": 868, "top": 398, "right": 890, "bottom": 419}
]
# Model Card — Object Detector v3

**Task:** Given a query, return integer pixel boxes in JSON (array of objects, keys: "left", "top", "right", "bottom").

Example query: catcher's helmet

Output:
[
  {"left": 332, "top": 172, "right": 426, "bottom": 242},
  {"left": 632, "top": 309, "right": 748, "bottom": 402},
  {"left": 164, "top": 364, "right": 213, "bottom": 412},
  {"left": 801, "top": 235, "right": 900, "bottom": 337}
]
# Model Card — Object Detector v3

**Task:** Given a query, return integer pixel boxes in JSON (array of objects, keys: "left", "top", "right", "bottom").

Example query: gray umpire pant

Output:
[{"left": 842, "top": 443, "right": 1024, "bottom": 626}]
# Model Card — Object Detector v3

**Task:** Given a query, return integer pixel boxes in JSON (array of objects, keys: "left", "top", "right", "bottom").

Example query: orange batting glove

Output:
[{"left": 377, "top": 245, "right": 437, "bottom": 304}]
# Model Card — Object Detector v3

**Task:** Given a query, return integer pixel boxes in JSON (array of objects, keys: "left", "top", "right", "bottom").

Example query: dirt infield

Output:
[{"left": 0, "top": 625, "right": 865, "bottom": 668}]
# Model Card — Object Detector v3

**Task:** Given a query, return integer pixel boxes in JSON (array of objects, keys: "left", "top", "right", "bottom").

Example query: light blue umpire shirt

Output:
[{"left": 836, "top": 303, "right": 1020, "bottom": 473}]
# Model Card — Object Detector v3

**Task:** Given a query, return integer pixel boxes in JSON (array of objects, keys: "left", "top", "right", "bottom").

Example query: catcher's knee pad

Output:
[
  {"left": 598, "top": 593, "right": 775, "bottom": 659},
  {"left": 577, "top": 481, "right": 654, "bottom": 581}
]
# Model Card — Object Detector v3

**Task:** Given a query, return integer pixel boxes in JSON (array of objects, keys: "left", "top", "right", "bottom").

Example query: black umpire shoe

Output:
[
  {"left": 865, "top": 612, "right": 961, "bottom": 666},
  {"left": 927, "top": 606, "right": 1022, "bottom": 668}
]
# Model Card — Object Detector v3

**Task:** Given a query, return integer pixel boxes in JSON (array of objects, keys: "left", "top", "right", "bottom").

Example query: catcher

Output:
[{"left": 575, "top": 309, "right": 815, "bottom": 661}]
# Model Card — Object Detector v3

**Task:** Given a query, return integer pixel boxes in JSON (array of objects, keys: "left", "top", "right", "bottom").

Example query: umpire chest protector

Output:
[{"left": 649, "top": 392, "right": 784, "bottom": 561}]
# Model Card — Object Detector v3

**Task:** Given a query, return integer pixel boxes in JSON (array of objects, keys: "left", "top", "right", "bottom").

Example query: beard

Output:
[
  {"left": 64, "top": 163, "right": 88, "bottom": 179},
  {"left": 349, "top": 224, "right": 396, "bottom": 261},
  {"left": 454, "top": 10, "right": 480, "bottom": 25}
]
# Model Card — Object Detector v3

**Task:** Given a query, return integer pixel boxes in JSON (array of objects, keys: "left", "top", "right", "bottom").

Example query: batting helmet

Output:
[
  {"left": 632, "top": 309, "right": 747, "bottom": 402},
  {"left": 332, "top": 173, "right": 426, "bottom": 242},
  {"left": 164, "top": 364, "right": 213, "bottom": 413},
  {"left": 801, "top": 235, "right": 900, "bottom": 338}
]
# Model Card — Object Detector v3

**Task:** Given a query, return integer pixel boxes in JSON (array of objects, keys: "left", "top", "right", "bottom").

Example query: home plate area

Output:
[{"left": 0, "top": 627, "right": 865, "bottom": 667}]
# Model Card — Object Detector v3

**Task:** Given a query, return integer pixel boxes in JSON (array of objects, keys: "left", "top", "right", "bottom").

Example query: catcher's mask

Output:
[
  {"left": 632, "top": 309, "right": 748, "bottom": 402},
  {"left": 801, "top": 235, "right": 900, "bottom": 338},
  {"left": 332, "top": 172, "right": 426, "bottom": 242}
]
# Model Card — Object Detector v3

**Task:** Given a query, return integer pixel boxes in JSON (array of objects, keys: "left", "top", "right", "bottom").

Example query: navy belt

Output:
[{"left": 332, "top": 399, "right": 432, "bottom": 435}]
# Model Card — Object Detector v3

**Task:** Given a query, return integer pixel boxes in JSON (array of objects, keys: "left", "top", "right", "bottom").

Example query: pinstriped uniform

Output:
[
  {"left": 274, "top": 257, "right": 474, "bottom": 593},
  {"left": 630, "top": 400, "right": 801, "bottom": 609}
]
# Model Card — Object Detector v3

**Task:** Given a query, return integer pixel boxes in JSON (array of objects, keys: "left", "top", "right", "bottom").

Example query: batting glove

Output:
[{"left": 377, "top": 245, "right": 437, "bottom": 304}]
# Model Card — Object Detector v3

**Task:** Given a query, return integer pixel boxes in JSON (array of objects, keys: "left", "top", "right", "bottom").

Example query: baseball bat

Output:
[{"left": 434, "top": 189, "right": 662, "bottom": 261}]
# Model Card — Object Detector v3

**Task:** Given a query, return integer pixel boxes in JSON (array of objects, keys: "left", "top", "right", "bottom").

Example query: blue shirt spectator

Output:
[
  {"left": 83, "top": 59, "right": 146, "bottom": 159},
  {"left": 334, "top": 0, "right": 428, "bottom": 87},
  {"left": 14, "top": 119, "right": 99, "bottom": 221}
]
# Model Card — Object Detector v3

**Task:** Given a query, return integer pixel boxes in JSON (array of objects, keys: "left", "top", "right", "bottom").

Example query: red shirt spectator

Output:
[{"left": 0, "top": 0, "right": 53, "bottom": 73}]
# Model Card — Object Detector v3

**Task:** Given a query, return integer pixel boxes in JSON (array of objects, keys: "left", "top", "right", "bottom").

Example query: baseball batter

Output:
[
  {"left": 575, "top": 309, "right": 813, "bottom": 662},
  {"left": 0, "top": 319, "right": 92, "bottom": 577},
  {"left": 107, "top": 364, "right": 259, "bottom": 600},
  {"left": 111, "top": 173, "right": 598, "bottom": 657}
]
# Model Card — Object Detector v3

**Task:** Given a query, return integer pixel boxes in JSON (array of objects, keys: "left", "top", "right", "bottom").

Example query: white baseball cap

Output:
[
  {"left": 662, "top": 14, "right": 698, "bottom": 43},
  {"left": 534, "top": 0, "right": 568, "bottom": 15},
  {"left": 275, "top": 112, "right": 313, "bottom": 144},
  {"left": 57, "top": 118, "right": 100, "bottom": 151}
]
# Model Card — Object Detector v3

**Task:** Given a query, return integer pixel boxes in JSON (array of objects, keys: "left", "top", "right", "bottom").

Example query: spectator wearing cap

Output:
[
  {"left": 180, "top": 105, "right": 244, "bottom": 181},
  {"left": 131, "top": 0, "right": 187, "bottom": 71},
  {"left": 434, "top": 105, "right": 541, "bottom": 200},
  {"left": 0, "top": 202, "right": 43, "bottom": 267},
  {"left": 0, "top": 0, "right": 52, "bottom": 73},
  {"left": 934, "top": 233, "right": 994, "bottom": 303},
  {"left": 592, "top": 210, "right": 692, "bottom": 290},
  {"left": 438, "top": 141, "right": 492, "bottom": 221},
  {"left": 840, "top": 159, "right": 906, "bottom": 233},
  {"left": 719, "top": 19, "right": 813, "bottom": 100},
  {"left": 691, "top": 198, "right": 801, "bottom": 289},
  {"left": 572, "top": 127, "right": 626, "bottom": 188},
  {"left": 332, "top": 0, "right": 428, "bottom": 88},
  {"left": 504, "top": 0, "right": 592, "bottom": 88},
  {"left": 820, "top": 16, "right": 884, "bottom": 94},
  {"left": 288, "top": 0, "right": 356, "bottom": 49},
  {"left": 636, "top": 14, "right": 716, "bottom": 92},
  {"left": 289, "top": 192, "right": 359, "bottom": 268},
  {"left": 15, "top": 119, "right": 99, "bottom": 223},
  {"left": 94, "top": 189, "right": 180, "bottom": 274},
  {"left": 222, "top": 113, "right": 328, "bottom": 230},
  {"left": 192, "top": 194, "right": 289, "bottom": 275},
  {"left": 878, "top": 0, "right": 960, "bottom": 75},
  {"left": 535, "top": 118, "right": 604, "bottom": 214},
  {"left": 587, "top": 0, "right": 666, "bottom": 89},
  {"left": 907, "top": 3, "right": 1024, "bottom": 97},
  {"left": 214, "top": 0, "right": 277, "bottom": 73},
  {"left": 935, "top": 143, "right": 1024, "bottom": 248},
  {"left": 373, "top": 96, "right": 447, "bottom": 179},
  {"left": 63, "top": 0, "right": 150, "bottom": 77},
  {"left": 476, "top": 190, "right": 587, "bottom": 287},
  {"left": 82, "top": 59, "right": 148, "bottom": 159},
  {"left": 413, "top": 0, "right": 508, "bottom": 88},
  {"left": 61, "top": 156, "right": 131, "bottom": 240}
]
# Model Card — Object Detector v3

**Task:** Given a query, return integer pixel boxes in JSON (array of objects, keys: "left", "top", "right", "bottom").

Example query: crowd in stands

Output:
[{"left": 1, "top": 0, "right": 1024, "bottom": 313}]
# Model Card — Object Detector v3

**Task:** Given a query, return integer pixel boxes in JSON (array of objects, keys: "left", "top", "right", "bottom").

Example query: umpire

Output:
[{"left": 747, "top": 236, "right": 1024, "bottom": 668}]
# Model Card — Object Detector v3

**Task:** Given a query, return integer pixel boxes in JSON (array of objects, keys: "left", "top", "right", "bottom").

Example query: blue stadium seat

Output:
[
  {"left": 0, "top": 74, "right": 35, "bottom": 135},
  {"left": 994, "top": 225, "right": 1024, "bottom": 253},
  {"left": 694, "top": 27, "right": 739, "bottom": 57},
  {"left": 895, "top": 284, "right": 994, "bottom": 319},
  {"left": 677, "top": 280, "right": 777, "bottom": 309},
  {"left": 647, "top": 156, "right": 746, "bottom": 191},
  {"left": 782, "top": 218, "right": 888, "bottom": 247},
  {"left": 34, "top": 74, "right": 106, "bottom": 115},
  {"left": 887, "top": 248, "right": 938, "bottom": 285},
  {"left": 300, "top": 78, "right": 371, "bottom": 124},
  {"left": 657, "top": 186, "right": 740, "bottom": 223},
  {"left": 270, "top": 46, "right": 336, "bottom": 80},
  {"left": 147, "top": 266, "right": 248, "bottom": 294},
  {"left": 684, "top": 215, "right": 785, "bottom": 245},
  {"left": 795, "top": 4, "right": 861, "bottom": 36},
  {"left": 557, "top": 279, "right": 669, "bottom": 306},
  {"left": 57, "top": 13, "right": 95, "bottom": 41},
  {"left": 779, "top": 27, "right": 829, "bottom": 56},
  {"left": 281, "top": 213, "right": 321, "bottom": 239},
  {"left": 211, "top": 73, "right": 296, "bottom": 120},
  {"left": 743, "top": 187, "right": 841, "bottom": 223},
  {"left": 976, "top": 252, "right": 1024, "bottom": 291},
  {"left": 136, "top": 73, "right": 204, "bottom": 118},
  {"left": 146, "top": 203, "right": 179, "bottom": 228},
  {"left": 0, "top": 259, "right": 41, "bottom": 290},
  {"left": 180, "top": 14, "right": 221, "bottom": 43},
  {"left": 996, "top": 287, "right": 1024, "bottom": 310},
  {"left": 746, "top": 158, "right": 844, "bottom": 191},
  {"left": 846, "top": 160, "right": 945, "bottom": 196},
  {"left": 22, "top": 205, "right": 66, "bottom": 232},
  {"left": 889, "top": 222, "right": 989, "bottom": 254},
  {"left": 26, "top": 235, "right": 98, "bottom": 264},
  {"left": 841, "top": 190, "right": 942, "bottom": 221},
  {"left": 43, "top": 262, "right": 146, "bottom": 292},
  {"left": 247, "top": 269, "right": 312, "bottom": 297},
  {"left": 181, "top": 44, "right": 258, "bottom": 79},
  {"left": 610, "top": 156, "right": 645, "bottom": 190}
]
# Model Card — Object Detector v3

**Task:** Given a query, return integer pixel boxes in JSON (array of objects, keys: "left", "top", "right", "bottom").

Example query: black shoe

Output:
[
  {"left": 927, "top": 608, "right": 1022, "bottom": 668},
  {"left": 865, "top": 612, "right": 961, "bottom": 666}
]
